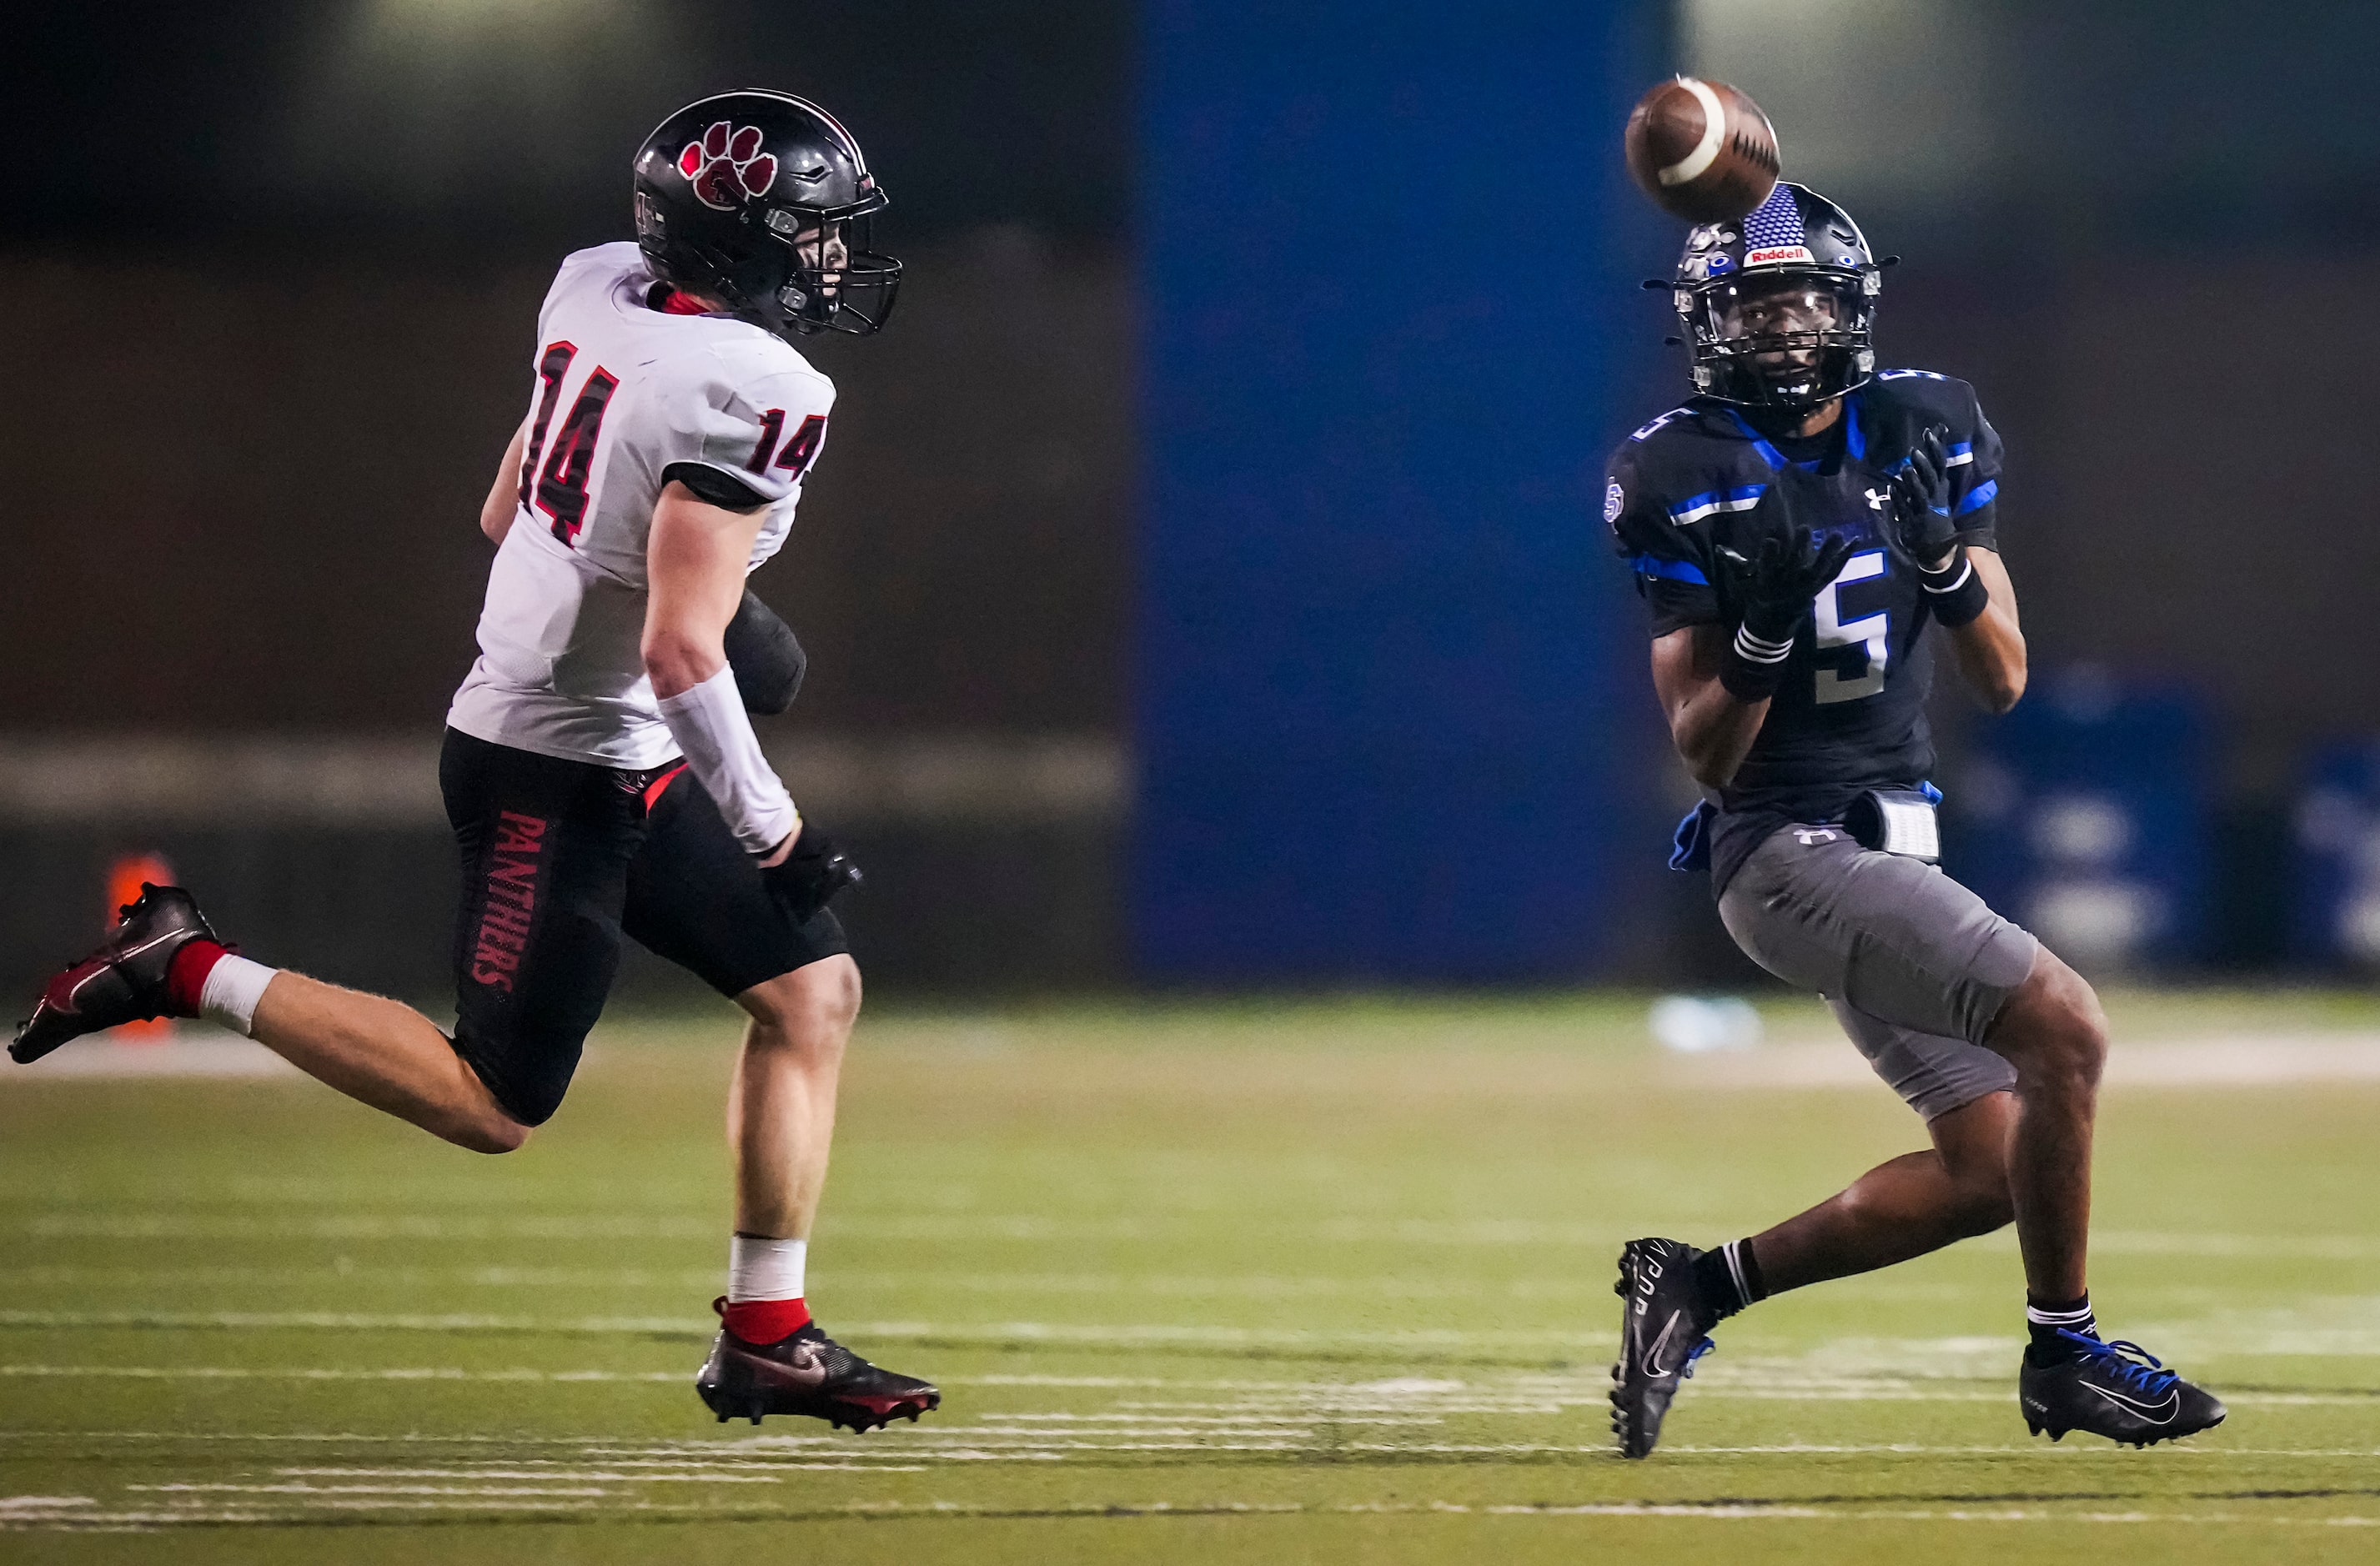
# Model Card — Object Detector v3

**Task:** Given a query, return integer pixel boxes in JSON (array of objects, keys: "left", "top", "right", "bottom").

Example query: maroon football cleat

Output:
[
  {"left": 695, "top": 1302, "right": 940, "bottom": 1432},
  {"left": 11, "top": 884, "right": 220, "bottom": 1065}
]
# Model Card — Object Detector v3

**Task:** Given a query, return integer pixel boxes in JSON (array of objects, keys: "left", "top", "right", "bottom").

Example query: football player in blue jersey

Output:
[{"left": 1602, "top": 183, "right": 2224, "bottom": 1458}]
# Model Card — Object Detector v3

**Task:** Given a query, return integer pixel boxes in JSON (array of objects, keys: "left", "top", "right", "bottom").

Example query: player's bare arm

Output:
[
  {"left": 644, "top": 482, "right": 769, "bottom": 697},
  {"left": 1649, "top": 625, "right": 1765, "bottom": 788},
  {"left": 1886, "top": 421, "right": 2026, "bottom": 712},
  {"left": 480, "top": 422, "right": 527, "bottom": 545},
  {"left": 1649, "top": 524, "right": 1855, "bottom": 787},
  {"left": 1942, "top": 545, "right": 2026, "bottom": 713},
  {"left": 644, "top": 482, "right": 792, "bottom": 866}
]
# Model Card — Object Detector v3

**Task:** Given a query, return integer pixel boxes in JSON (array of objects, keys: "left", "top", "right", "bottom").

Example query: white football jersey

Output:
[{"left": 447, "top": 243, "right": 835, "bottom": 768}]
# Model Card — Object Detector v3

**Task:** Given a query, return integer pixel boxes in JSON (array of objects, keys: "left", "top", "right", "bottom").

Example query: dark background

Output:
[{"left": 8, "top": 1, "right": 2380, "bottom": 994}]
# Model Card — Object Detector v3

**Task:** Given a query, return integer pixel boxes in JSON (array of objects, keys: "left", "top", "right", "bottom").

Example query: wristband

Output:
[
  {"left": 1719, "top": 620, "right": 1795, "bottom": 703},
  {"left": 1919, "top": 552, "right": 1990, "bottom": 629},
  {"left": 655, "top": 665, "right": 800, "bottom": 855}
]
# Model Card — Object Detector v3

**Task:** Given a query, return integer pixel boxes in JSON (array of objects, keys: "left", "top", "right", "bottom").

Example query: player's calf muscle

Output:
[{"left": 252, "top": 972, "right": 529, "bottom": 1153}]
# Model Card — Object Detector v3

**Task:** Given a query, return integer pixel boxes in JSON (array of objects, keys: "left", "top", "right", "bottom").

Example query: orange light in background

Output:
[{"left": 105, "top": 855, "right": 178, "bottom": 1043}]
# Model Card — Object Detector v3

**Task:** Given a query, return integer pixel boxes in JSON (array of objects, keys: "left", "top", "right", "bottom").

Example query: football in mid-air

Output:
[{"left": 1623, "top": 76, "right": 1780, "bottom": 224}]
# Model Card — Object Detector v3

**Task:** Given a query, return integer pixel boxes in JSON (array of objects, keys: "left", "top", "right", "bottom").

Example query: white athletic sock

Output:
[
  {"left": 199, "top": 956, "right": 279, "bottom": 1039},
  {"left": 727, "top": 1235, "right": 807, "bottom": 1302}
]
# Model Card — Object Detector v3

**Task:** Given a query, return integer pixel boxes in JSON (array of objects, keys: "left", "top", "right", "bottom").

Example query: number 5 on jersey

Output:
[{"left": 1814, "top": 549, "right": 1888, "bottom": 705}]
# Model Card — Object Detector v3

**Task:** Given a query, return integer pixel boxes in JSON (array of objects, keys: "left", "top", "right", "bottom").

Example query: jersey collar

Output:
[{"left": 1721, "top": 394, "right": 1865, "bottom": 471}]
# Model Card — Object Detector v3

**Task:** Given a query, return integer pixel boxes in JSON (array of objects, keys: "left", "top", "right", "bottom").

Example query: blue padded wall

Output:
[{"left": 1135, "top": 1, "right": 1670, "bottom": 980}]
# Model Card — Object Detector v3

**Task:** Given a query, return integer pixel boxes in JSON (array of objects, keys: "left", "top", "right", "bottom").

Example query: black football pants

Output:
[{"left": 439, "top": 728, "right": 847, "bottom": 1127}]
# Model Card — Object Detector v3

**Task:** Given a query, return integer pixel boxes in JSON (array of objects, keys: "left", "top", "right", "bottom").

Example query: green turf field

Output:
[{"left": 8, "top": 990, "right": 2380, "bottom": 1563}]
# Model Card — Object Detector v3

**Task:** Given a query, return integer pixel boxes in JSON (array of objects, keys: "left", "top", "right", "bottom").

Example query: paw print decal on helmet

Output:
[{"left": 677, "top": 123, "right": 779, "bottom": 211}]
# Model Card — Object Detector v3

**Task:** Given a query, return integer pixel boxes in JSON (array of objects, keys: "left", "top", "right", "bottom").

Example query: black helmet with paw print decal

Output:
[{"left": 632, "top": 89, "right": 901, "bottom": 339}]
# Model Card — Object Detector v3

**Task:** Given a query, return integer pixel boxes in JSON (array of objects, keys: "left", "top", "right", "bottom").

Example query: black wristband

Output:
[
  {"left": 1719, "top": 620, "right": 1795, "bottom": 703},
  {"left": 1920, "top": 552, "right": 1990, "bottom": 629}
]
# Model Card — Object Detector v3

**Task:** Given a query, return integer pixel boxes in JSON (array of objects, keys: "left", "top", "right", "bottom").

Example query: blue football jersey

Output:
[{"left": 1604, "top": 371, "right": 2004, "bottom": 888}]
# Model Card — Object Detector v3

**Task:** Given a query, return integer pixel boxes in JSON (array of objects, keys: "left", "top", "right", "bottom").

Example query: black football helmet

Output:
[
  {"left": 1664, "top": 182, "right": 1880, "bottom": 413},
  {"left": 632, "top": 90, "right": 900, "bottom": 339}
]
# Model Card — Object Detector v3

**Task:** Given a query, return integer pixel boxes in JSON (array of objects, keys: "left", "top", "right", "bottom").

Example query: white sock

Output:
[
  {"left": 199, "top": 956, "right": 279, "bottom": 1039},
  {"left": 727, "top": 1235, "right": 807, "bottom": 1302}
]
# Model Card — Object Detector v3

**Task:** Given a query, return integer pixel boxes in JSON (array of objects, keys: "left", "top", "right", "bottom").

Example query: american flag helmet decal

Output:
[{"left": 1741, "top": 183, "right": 1805, "bottom": 253}]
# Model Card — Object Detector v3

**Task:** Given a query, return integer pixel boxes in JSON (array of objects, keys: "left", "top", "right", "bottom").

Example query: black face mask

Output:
[{"left": 1680, "top": 270, "right": 1877, "bottom": 413}]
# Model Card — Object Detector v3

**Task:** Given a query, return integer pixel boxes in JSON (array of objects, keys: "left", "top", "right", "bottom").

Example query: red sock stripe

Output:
[
  {"left": 163, "top": 939, "right": 231, "bottom": 1018},
  {"left": 721, "top": 1297, "right": 811, "bottom": 1345}
]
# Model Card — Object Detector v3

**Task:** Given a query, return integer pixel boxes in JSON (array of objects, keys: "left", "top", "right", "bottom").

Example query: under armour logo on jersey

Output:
[
  {"left": 1865, "top": 487, "right": 1890, "bottom": 512},
  {"left": 1793, "top": 827, "right": 1838, "bottom": 846},
  {"left": 679, "top": 123, "right": 779, "bottom": 210}
]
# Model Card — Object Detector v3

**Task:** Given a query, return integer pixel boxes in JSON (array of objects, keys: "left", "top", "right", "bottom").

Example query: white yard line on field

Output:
[
  {"left": 132, "top": 1482, "right": 611, "bottom": 1498},
  {"left": 25, "top": 1496, "right": 2380, "bottom": 1531},
  {"left": 13, "top": 1307, "right": 2380, "bottom": 1364}
]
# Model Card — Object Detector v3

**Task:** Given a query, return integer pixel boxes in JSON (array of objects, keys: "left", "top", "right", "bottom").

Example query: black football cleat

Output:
[
  {"left": 2020, "top": 1330, "right": 2227, "bottom": 1448},
  {"left": 695, "top": 1306, "right": 941, "bottom": 1433},
  {"left": 1610, "top": 1237, "right": 1717, "bottom": 1459},
  {"left": 12, "top": 884, "right": 219, "bottom": 1065}
]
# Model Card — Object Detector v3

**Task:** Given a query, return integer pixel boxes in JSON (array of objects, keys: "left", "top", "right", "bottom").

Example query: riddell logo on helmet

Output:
[
  {"left": 678, "top": 123, "right": 779, "bottom": 210},
  {"left": 1745, "top": 244, "right": 1815, "bottom": 267}
]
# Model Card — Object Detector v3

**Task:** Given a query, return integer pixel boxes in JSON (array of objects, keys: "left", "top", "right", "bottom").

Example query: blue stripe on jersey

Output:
[
  {"left": 1631, "top": 555, "right": 1710, "bottom": 585},
  {"left": 1956, "top": 478, "right": 1998, "bottom": 514},
  {"left": 1845, "top": 394, "right": 1866, "bottom": 462},
  {"left": 1719, "top": 407, "right": 1786, "bottom": 470},
  {"left": 1668, "top": 484, "right": 1766, "bottom": 525}
]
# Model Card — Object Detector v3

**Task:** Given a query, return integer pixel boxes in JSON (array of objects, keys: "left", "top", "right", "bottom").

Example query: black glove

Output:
[
  {"left": 1715, "top": 525, "right": 1855, "bottom": 702},
  {"left": 760, "top": 826, "right": 862, "bottom": 923},
  {"left": 1886, "top": 424, "right": 1959, "bottom": 567},
  {"left": 724, "top": 590, "right": 806, "bottom": 716},
  {"left": 1720, "top": 525, "right": 1856, "bottom": 643}
]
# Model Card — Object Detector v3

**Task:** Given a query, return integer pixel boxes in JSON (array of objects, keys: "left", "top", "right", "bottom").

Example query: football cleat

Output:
[
  {"left": 1609, "top": 1237, "right": 1717, "bottom": 1459},
  {"left": 12, "top": 884, "right": 219, "bottom": 1066},
  {"left": 2019, "top": 1330, "right": 2227, "bottom": 1448},
  {"left": 695, "top": 1305, "right": 940, "bottom": 1432}
]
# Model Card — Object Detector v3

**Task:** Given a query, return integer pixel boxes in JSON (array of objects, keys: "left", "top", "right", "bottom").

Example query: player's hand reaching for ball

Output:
[
  {"left": 1887, "top": 424, "right": 1960, "bottom": 570},
  {"left": 1721, "top": 526, "right": 1855, "bottom": 645},
  {"left": 758, "top": 824, "right": 863, "bottom": 923}
]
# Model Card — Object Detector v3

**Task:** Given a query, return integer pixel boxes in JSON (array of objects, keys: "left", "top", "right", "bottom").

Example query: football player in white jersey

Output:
[{"left": 13, "top": 91, "right": 938, "bottom": 1432}]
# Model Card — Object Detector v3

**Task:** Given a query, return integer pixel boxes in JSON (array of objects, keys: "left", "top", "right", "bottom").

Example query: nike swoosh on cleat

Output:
[
  {"left": 2083, "top": 1383, "right": 2180, "bottom": 1424},
  {"left": 53, "top": 928, "right": 183, "bottom": 1020},
  {"left": 1639, "top": 1310, "right": 1685, "bottom": 1379},
  {"left": 116, "top": 929, "right": 185, "bottom": 962},
  {"left": 53, "top": 966, "right": 108, "bottom": 1017},
  {"left": 738, "top": 1342, "right": 829, "bottom": 1393}
]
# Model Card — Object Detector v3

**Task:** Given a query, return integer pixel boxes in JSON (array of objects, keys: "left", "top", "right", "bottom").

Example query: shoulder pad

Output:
[{"left": 1870, "top": 368, "right": 1977, "bottom": 408}]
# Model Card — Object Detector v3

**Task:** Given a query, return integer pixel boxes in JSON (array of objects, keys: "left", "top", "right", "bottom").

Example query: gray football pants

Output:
[{"left": 1718, "top": 823, "right": 2041, "bottom": 1121}]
